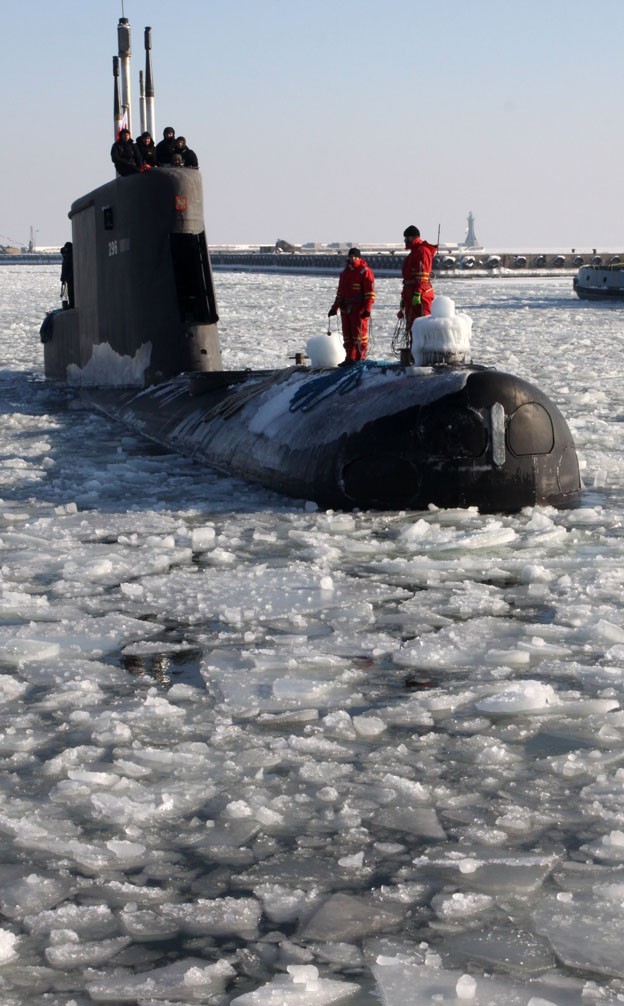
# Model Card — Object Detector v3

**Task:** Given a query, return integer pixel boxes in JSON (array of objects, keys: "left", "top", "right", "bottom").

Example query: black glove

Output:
[
  {"left": 328, "top": 306, "right": 338, "bottom": 317},
  {"left": 361, "top": 309, "right": 370, "bottom": 319}
]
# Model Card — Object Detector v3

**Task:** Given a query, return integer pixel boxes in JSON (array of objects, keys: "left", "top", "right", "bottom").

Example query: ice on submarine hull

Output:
[
  {"left": 41, "top": 163, "right": 580, "bottom": 514},
  {"left": 88, "top": 348, "right": 579, "bottom": 513}
]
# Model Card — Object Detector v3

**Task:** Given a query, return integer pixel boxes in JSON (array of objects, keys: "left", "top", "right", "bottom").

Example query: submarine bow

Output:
[{"left": 87, "top": 362, "right": 581, "bottom": 513}]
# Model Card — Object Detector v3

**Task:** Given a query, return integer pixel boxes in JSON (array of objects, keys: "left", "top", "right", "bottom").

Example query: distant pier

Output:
[
  {"left": 210, "top": 249, "right": 624, "bottom": 278},
  {"left": 0, "top": 252, "right": 62, "bottom": 265},
  {"left": 2, "top": 247, "right": 623, "bottom": 277}
]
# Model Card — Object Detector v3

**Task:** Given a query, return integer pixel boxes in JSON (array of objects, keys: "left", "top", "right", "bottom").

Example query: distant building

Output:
[{"left": 461, "top": 211, "right": 481, "bottom": 249}]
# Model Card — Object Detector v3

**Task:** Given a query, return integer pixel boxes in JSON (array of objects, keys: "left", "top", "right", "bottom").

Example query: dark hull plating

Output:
[
  {"left": 87, "top": 362, "right": 581, "bottom": 513},
  {"left": 573, "top": 284, "right": 624, "bottom": 301}
]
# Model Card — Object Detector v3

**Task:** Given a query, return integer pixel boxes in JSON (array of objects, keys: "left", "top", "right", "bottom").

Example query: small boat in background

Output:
[{"left": 573, "top": 262, "right": 624, "bottom": 300}]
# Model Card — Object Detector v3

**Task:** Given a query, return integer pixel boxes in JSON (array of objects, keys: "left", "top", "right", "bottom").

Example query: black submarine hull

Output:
[
  {"left": 42, "top": 154, "right": 581, "bottom": 514},
  {"left": 86, "top": 362, "right": 581, "bottom": 513}
]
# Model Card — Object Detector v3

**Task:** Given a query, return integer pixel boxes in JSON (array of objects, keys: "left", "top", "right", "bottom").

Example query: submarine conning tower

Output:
[
  {"left": 44, "top": 15, "right": 222, "bottom": 388},
  {"left": 44, "top": 169, "right": 222, "bottom": 386}
]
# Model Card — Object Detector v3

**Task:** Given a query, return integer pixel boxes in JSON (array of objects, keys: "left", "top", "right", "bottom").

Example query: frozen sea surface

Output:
[{"left": 2, "top": 266, "right": 624, "bottom": 1004}]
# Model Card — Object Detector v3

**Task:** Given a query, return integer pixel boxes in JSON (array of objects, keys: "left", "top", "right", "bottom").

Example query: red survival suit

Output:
[
  {"left": 400, "top": 236, "right": 437, "bottom": 334},
  {"left": 330, "top": 256, "right": 376, "bottom": 362}
]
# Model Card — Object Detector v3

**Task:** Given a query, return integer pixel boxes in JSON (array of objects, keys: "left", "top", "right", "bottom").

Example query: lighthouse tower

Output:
[{"left": 463, "top": 211, "right": 481, "bottom": 249}]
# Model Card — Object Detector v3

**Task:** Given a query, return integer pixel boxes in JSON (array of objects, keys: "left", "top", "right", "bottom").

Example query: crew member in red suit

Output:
[
  {"left": 398, "top": 225, "right": 437, "bottom": 334},
  {"left": 328, "top": 248, "right": 375, "bottom": 364}
]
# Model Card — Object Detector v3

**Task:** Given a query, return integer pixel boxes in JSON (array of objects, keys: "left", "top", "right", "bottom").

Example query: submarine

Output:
[{"left": 41, "top": 18, "right": 581, "bottom": 514}]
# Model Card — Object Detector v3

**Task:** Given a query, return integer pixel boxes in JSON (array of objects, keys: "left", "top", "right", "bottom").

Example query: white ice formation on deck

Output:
[
  {"left": 306, "top": 332, "right": 344, "bottom": 369},
  {"left": 411, "top": 295, "right": 472, "bottom": 365}
]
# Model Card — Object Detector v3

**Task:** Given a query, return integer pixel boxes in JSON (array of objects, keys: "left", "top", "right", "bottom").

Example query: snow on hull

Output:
[
  {"left": 86, "top": 361, "right": 581, "bottom": 513},
  {"left": 67, "top": 340, "right": 153, "bottom": 387}
]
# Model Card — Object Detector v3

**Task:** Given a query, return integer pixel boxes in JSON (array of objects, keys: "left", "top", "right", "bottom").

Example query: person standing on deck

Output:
[
  {"left": 60, "top": 242, "right": 74, "bottom": 308},
  {"left": 398, "top": 225, "right": 437, "bottom": 334},
  {"left": 328, "top": 248, "right": 375, "bottom": 364}
]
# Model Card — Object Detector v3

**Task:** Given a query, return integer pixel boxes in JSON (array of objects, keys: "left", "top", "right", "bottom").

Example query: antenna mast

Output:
[
  {"left": 117, "top": 16, "right": 132, "bottom": 136},
  {"left": 144, "top": 26, "right": 156, "bottom": 139},
  {"left": 111, "top": 15, "right": 157, "bottom": 141},
  {"left": 112, "top": 56, "right": 122, "bottom": 138},
  {"left": 139, "top": 70, "right": 146, "bottom": 135}
]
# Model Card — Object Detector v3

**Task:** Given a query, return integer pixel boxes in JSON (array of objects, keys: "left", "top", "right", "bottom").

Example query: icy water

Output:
[{"left": 2, "top": 265, "right": 624, "bottom": 1004}]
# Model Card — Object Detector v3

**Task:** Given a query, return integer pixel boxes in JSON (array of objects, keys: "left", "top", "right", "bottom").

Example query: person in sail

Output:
[
  {"left": 173, "top": 136, "right": 199, "bottom": 168},
  {"left": 110, "top": 128, "right": 142, "bottom": 176},
  {"left": 136, "top": 131, "right": 157, "bottom": 169},
  {"left": 328, "top": 248, "right": 376, "bottom": 364},
  {"left": 156, "top": 126, "right": 176, "bottom": 165}
]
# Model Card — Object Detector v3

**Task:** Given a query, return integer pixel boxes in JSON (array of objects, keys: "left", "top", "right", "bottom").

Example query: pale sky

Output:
[{"left": 3, "top": 0, "right": 623, "bottom": 250}]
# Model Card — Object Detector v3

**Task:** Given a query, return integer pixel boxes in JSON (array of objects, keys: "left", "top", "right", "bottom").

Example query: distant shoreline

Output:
[
  {"left": 2, "top": 246, "right": 617, "bottom": 280},
  {"left": 208, "top": 248, "right": 618, "bottom": 277},
  {"left": 0, "top": 254, "right": 62, "bottom": 265}
]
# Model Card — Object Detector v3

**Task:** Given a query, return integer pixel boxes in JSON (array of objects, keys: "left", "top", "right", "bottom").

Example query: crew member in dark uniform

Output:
[
  {"left": 136, "top": 131, "right": 157, "bottom": 168},
  {"left": 156, "top": 126, "right": 176, "bottom": 165},
  {"left": 60, "top": 241, "right": 74, "bottom": 308},
  {"left": 174, "top": 136, "right": 199, "bottom": 168},
  {"left": 110, "top": 128, "right": 142, "bottom": 176}
]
